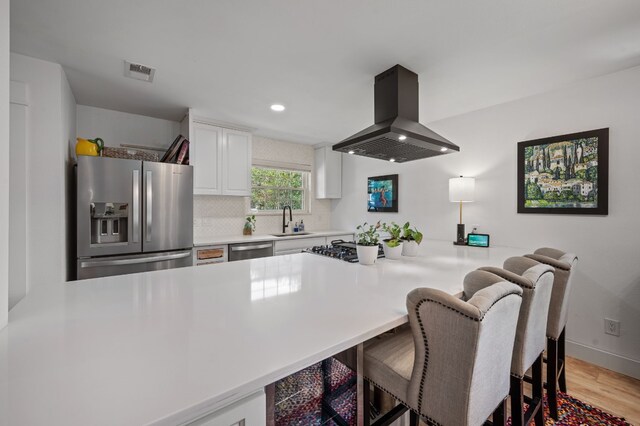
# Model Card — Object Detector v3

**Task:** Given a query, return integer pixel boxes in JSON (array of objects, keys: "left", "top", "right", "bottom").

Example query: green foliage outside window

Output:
[{"left": 250, "top": 167, "right": 307, "bottom": 211}]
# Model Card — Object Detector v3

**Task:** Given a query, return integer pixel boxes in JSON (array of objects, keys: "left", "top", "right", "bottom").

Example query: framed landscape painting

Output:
[
  {"left": 367, "top": 174, "right": 398, "bottom": 212},
  {"left": 517, "top": 128, "right": 608, "bottom": 215}
]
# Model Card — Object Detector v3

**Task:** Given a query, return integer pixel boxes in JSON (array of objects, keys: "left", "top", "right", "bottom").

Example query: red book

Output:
[{"left": 175, "top": 139, "right": 190, "bottom": 164}]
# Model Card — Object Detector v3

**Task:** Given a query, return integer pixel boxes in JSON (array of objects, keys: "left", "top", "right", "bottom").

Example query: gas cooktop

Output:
[{"left": 304, "top": 240, "right": 385, "bottom": 263}]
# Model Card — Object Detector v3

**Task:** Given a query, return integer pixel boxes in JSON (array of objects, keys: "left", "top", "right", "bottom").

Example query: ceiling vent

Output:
[{"left": 124, "top": 60, "right": 156, "bottom": 83}]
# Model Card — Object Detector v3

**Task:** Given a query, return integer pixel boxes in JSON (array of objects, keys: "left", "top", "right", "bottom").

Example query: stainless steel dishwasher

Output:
[{"left": 228, "top": 241, "right": 274, "bottom": 261}]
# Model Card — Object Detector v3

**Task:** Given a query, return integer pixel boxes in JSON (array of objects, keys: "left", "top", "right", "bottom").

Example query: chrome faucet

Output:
[{"left": 282, "top": 206, "right": 292, "bottom": 233}]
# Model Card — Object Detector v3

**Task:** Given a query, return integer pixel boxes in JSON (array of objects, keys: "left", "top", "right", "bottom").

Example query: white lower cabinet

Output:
[
  {"left": 274, "top": 237, "right": 326, "bottom": 256},
  {"left": 187, "top": 390, "right": 265, "bottom": 426}
]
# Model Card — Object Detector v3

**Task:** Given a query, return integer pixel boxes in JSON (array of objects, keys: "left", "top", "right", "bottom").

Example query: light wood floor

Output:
[{"left": 563, "top": 356, "right": 640, "bottom": 425}]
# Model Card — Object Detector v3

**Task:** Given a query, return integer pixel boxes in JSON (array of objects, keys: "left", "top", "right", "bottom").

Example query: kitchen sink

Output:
[{"left": 271, "top": 232, "right": 314, "bottom": 237}]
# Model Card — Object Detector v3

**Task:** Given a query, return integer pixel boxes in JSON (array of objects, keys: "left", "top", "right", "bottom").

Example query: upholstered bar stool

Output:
[
  {"left": 362, "top": 279, "right": 523, "bottom": 426},
  {"left": 477, "top": 258, "right": 554, "bottom": 426},
  {"left": 524, "top": 248, "right": 578, "bottom": 420}
]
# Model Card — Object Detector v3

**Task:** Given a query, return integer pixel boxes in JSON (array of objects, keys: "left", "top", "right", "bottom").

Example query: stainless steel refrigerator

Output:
[{"left": 76, "top": 156, "right": 193, "bottom": 280}]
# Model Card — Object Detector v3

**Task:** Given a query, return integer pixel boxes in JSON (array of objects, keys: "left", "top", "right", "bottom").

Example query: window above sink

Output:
[{"left": 250, "top": 166, "right": 310, "bottom": 214}]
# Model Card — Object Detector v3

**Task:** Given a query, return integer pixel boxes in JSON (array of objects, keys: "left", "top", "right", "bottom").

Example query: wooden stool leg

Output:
[
  {"left": 492, "top": 397, "right": 507, "bottom": 426},
  {"left": 532, "top": 353, "right": 544, "bottom": 426},
  {"left": 547, "top": 337, "right": 559, "bottom": 420},
  {"left": 559, "top": 328, "right": 567, "bottom": 393},
  {"left": 363, "top": 378, "right": 371, "bottom": 426},
  {"left": 510, "top": 375, "right": 524, "bottom": 426}
]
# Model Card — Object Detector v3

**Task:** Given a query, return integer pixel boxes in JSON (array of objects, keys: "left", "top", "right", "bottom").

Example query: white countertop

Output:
[
  {"left": 0, "top": 240, "right": 527, "bottom": 426},
  {"left": 193, "top": 229, "right": 354, "bottom": 246}
]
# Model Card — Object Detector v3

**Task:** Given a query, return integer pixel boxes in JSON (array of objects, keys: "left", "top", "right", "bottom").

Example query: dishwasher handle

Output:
[{"left": 230, "top": 243, "right": 273, "bottom": 252}]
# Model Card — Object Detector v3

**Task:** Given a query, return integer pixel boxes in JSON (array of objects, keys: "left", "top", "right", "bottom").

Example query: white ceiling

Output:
[{"left": 11, "top": 1, "right": 640, "bottom": 145}]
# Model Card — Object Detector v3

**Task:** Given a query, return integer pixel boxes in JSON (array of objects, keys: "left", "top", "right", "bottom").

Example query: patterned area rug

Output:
[
  {"left": 508, "top": 391, "right": 633, "bottom": 425},
  {"left": 275, "top": 362, "right": 631, "bottom": 426},
  {"left": 275, "top": 358, "right": 356, "bottom": 425}
]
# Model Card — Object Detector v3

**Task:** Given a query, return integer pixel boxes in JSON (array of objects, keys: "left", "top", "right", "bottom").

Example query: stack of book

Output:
[{"left": 160, "top": 135, "right": 190, "bottom": 164}]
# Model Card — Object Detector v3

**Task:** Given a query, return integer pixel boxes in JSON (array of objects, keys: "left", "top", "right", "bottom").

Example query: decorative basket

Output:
[{"left": 102, "top": 147, "right": 160, "bottom": 162}]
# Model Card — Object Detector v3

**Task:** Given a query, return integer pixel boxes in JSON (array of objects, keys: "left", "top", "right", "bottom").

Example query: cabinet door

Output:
[
  {"left": 222, "top": 129, "right": 252, "bottom": 196},
  {"left": 192, "top": 122, "right": 223, "bottom": 195},
  {"left": 315, "top": 146, "right": 342, "bottom": 199}
]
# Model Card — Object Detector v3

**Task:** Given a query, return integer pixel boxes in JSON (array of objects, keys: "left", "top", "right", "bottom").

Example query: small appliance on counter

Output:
[
  {"left": 305, "top": 240, "right": 384, "bottom": 263},
  {"left": 75, "top": 156, "right": 194, "bottom": 279}
]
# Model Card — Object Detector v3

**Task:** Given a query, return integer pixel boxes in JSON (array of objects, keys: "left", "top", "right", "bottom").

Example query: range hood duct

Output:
[{"left": 333, "top": 65, "right": 459, "bottom": 163}]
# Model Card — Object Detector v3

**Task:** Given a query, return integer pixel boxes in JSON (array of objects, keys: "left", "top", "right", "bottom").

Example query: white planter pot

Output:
[
  {"left": 356, "top": 245, "right": 379, "bottom": 265},
  {"left": 383, "top": 241, "right": 404, "bottom": 260},
  {"left": 402, "top": 240, "right": 420, "bottom": 257}
]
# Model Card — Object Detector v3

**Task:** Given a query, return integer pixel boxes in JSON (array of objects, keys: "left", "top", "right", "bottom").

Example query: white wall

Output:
[
  {"left": 9, "top": 82, "right": 28, "bottom": 309},
  {"left": 10, "top": 53, "right": 76, "bottom": 296},
  {"left": 62, "top": 70, "right": 77, "bottom": 283},
  {"left": 76, "top": 105, "right": 180, "bottom": 150},
  {"left": 0, "top": 0, "right": 9, "bottom": 329},
  {"left": 332, "top": 65, "right": 640, "bottom": 378}
]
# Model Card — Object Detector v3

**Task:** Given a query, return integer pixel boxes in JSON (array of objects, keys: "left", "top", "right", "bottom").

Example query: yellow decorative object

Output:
[{"left": 76, "top": 138, "right": 104, "bottom": 157}]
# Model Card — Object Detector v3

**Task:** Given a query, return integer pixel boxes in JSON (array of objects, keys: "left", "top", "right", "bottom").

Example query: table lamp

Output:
[{"left": 449, "top": 176, "right": 475, "bottom": 245}]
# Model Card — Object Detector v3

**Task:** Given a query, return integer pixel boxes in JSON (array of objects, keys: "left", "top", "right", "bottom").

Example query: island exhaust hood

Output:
[{"left": 333, "top": 65, "right": 459, "bottom": 163}]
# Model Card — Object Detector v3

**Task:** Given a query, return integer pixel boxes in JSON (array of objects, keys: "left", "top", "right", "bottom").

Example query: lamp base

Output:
[{"left": 453, "top": 223, "right": 466, "bottom": 245}]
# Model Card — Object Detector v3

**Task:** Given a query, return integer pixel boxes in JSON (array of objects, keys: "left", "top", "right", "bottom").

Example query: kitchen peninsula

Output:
[{"left": 0, "top": 241, "right": 528, "bottom": 426}]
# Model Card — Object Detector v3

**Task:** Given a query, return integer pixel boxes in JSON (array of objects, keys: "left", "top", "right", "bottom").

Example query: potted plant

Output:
[
  {"left": 243, "top": 215, "right": 256, "bottom": 236},
  {"left": 381, "top": 222, "right": 404, "bottom": 260},
  {"left": 355, "top": 221, "right": 381, "bottom": 265},
  {"left": 401, "top": 222, "right": 423, "bottom": 257}
]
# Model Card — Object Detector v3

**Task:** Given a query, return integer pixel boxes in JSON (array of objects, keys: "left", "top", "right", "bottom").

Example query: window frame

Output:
[{"left": 248, "top": 164, "right": 312, "bottom": 215}]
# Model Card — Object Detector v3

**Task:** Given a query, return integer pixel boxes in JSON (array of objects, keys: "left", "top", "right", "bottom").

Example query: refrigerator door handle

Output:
[
  {"left": 132, "top": 169, "right": 140, "bottom": 243},
  {"left": 146, "top": 170, "right": 152, "bottom": 242},
  {"left": 79, "top": 251, "right": 191, "bottom": 268}
]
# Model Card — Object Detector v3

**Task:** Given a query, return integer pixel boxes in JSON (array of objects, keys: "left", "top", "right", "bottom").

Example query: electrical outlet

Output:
[{"left": 604, "top": 318, "right": 620, "bottom": 336}]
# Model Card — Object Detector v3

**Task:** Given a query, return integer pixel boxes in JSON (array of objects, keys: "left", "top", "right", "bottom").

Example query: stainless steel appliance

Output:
[
  {"left": 228, "top": 242, "right": 274, "bottom": 262},
  {"left": 333, "top": 64, "right": 459, "bottom": 163},
  {"left": 304, "top": 240, "right": 384, "bottom": 263},
  {"left": 76, "top": 156, "right": 193, "bottom": 279}
]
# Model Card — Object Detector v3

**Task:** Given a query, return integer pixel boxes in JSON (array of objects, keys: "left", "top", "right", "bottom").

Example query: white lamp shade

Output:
[{"left": 449, "top": 177, "right": 475, "bottom": 202}]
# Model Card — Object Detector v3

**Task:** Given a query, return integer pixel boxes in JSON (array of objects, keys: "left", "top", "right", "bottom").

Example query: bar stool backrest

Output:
[
  {"left": 525, "top": 248, "right": 578, "bottom": 340},
  {"left": 406, "top": 276, "right": 523, "bottom": 425},
  {"left": 480, "top": 258, "right": 554, "bottom": 377}
]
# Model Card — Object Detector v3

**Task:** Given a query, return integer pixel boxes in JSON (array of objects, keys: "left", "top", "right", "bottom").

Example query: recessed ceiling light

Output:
[
  {"left": 389, "top": 158, "right": 396, "bottom": 162},
  {"left": 348, "top": 150, "right": 355, "bottom": 155},
  {"left": 440, "top": 147, "right": 448, "bottom": 152},
  {"left": 270, "top": 104, "right": 285, "bottom": 112},
  {"left": 398, "top": 135, "right": 407, "bottom": 141}
]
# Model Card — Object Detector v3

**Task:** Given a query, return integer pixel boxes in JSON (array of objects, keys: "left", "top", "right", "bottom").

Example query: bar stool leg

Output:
[
  {"left": 363, "top": 378, "right": 371, "bottom": 426},
  {"left": 547, "top": 337, "right": 559, "bottom": 420},
  {"left": 510, "top": 375, "right": 524, "bottom": 426},
  {"left": 532, "top": 354, "right": 544, "bottom": 426},
  {"left": 559, "top": 328, "right": 567, "bottom": 393},
  {"left": 492, "top": 397, "right": 507, "bottom": 426}
]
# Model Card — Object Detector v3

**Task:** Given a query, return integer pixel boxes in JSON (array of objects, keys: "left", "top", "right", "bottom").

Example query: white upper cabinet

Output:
[
  {"left": 192, "top": 122, "right": 223, "bottom": 195},
  {"left": 315, "top": 145, "right": 342, "bottom": 199},
  {"left": 182, "top": 110, "right": 252, "bottom": 196},
  {"left": 222, "top": 128, "right": 252, "bottom": 196}
]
